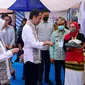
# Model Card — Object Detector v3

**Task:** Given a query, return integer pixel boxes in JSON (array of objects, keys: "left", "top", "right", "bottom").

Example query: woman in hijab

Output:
[{"left": 63, "top": 21, "right": 85, "bottom": 85}]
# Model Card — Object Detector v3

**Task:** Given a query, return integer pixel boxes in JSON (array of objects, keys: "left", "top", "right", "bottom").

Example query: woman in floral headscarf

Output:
[{"left": 63, "top": 21, "right": 85, "bottom": 85}]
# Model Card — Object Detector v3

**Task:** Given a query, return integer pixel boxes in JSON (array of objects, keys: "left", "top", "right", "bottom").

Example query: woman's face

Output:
[
  {"left": 3, "top": 16, "right": 10, "bottom": 26},
  {"left": 69, "top": 24, "right": 76, "bottom": 32}
]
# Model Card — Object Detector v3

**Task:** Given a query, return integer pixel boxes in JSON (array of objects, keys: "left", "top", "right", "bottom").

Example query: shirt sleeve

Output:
[
  {"left": 10, "top": 27, "right": 15, "bottom": 46},
  {"left": 50, "top": 32, "right": 55, "bottom": 59},
  {"left": 0, "top": 50, "right": 13, "bottom": 60},
  {"left": 22, "top": 24, "right": 43, "bottom": 49}
]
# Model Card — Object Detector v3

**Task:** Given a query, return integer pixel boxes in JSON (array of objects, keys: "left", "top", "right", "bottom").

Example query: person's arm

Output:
[
  {"left": 22, "top": 25, "right": 53, "bottom": 49},
  {"left": 0, "top": 48, "right": 19, "bottom": 60},
  {"left": 63, "top": 39, "right": 68, "bottom": 51},
  {"left": 17, "top": 26, "right": 23, "bottom": 44},
  {"left": 10, "top": 27, "right": 15, "bottom": 47},
  {"left": 50, "top": 32, "right": 55, "bottom": 63},
  {"left": 78, "top": 33, "right": 85, "bottom": 49},
  {"left": 17, "top": 28, "right": 23, "bottom": 50},
  {"left": 78, "top": 33, "right": 85, "bottom": 42},
  {"left": 63, "top": 39, "right": 75, "bottom": 51},
  {"left": 0, "top": 31, "right": 5, "bottom": 39},
  {"left": 0, "top": 50, "right": 13, "bottom": 60}
]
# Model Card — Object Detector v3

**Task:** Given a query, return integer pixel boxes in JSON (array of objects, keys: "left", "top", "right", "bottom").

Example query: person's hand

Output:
[
  {"left": 5, "top": 45, "right": 13, "bottom": 49},
  {"left": 50, "top": 58, "right": 54, "bottom": 63},
  {"left": 5, "top": 44, "right": 9, "bottom": 49},
  {"left": 66, "top": 47, "right": 74, "bottom": 51},
  {"left": 9, "top": 45, "right": 13, "bottom": 49},
  {"left": 48, "top": 41, "right": 54, "bottom": 46},
  {"left": 43, "top": 41, "right": 53, "bottom": 46},
  {"left": 11, "top": 48, "right": 19, "bottom": 55},
  {"left": 79, "top": 43, "right": 85, "bottom": 49}
]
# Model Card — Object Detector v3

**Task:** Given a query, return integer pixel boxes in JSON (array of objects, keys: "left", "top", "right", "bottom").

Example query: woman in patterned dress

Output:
[
  {"left": 0, "top": 38, "right": 19, "bottom": 85},
  {"left": 63, "top": 22, "right": 85, "bottom": 85}
]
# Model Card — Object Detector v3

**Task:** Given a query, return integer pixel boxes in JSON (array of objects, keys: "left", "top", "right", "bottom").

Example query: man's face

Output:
[
  {"left": 42, "top": 12, "right": 49, "bottom": 22},
  {"left": 39, "top": 12, "right": 44, "bottom": 19},
  {"left": 22, "top": 20, "right": 27, "bottom": 25},
  {"left": 43, "top": 12, "right": 49, "bottom": 18},
  {"left": 3, "top": 16, "right": 10, "bottom": 26},
  {"left": 57, "top": 20, "right": 65, "bottom": 31},
  {"left": 33, "top": 14, "right": 42, "bottom": 25}
]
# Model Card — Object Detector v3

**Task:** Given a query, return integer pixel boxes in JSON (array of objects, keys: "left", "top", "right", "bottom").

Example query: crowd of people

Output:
[{"left": 0, "top": 9, "right": 85, "bottom": 85}]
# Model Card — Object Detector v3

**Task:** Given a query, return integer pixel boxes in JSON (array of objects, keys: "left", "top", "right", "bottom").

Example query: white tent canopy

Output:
[
  {"left": 0, "top": 0, "right": 82, "bottom": 12},
  {"left": 0, "top": 0, "right": 16, "bottom": 9},
  {"left": 40, "top": 0, "right": 82, "bottom": 11}
]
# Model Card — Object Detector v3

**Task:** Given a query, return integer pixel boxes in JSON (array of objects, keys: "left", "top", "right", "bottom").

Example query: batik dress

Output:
[{"left": 0, "top": 39, "right": 13, "bottom": 85}]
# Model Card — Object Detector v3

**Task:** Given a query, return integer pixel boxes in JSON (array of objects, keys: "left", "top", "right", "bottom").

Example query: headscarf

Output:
[
  {"left": 64, "top": 22, "right": 79, "bottom": 40},
  {"left": 64, "top": 22, "right": 84, "bottom": 63}
]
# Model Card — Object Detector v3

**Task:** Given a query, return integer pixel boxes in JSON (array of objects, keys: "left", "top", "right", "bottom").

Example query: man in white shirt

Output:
[{"left": 22, "top": 9, "right": 53, "bottom": 85}]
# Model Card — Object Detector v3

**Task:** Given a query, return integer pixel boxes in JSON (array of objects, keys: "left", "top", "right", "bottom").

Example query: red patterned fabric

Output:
[{"left": 64, "top": 22, "right": 84, "bottom": 63}]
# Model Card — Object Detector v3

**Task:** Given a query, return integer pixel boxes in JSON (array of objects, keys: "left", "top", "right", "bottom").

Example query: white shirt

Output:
[{"left": 22, "top": 23, "right": 43, "bottom": 64}]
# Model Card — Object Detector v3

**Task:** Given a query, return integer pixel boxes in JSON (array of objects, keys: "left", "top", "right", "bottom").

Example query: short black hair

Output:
[
  {"left": 8, "top": 16, "right": 12, "bottom": 25},
  {"left": 1, "top": 13, "right": 9, "bottom": 19},
  {"left": 21, "top": 18, "right": 27, "bottom": 23},
  {"left": 42, "top": 9, "right": 50, "bottom": 12},
  {"left": 29, "top": 9, "right": 40, "bottom": 19}
]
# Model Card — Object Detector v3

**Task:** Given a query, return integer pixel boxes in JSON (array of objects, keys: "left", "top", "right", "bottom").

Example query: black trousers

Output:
[
  {"left": 54, "top": 60, "right": 65, "bottom": 85},
  {"left": 24, "top": 61, "right": 38, "bottom": 85},
  {"left": 38, "top": 50, "right": 51, "bottom": 82}
]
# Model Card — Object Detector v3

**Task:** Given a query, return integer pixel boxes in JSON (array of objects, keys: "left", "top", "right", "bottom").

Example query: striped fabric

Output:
[
  {"left": 65, "top": 62, "right": 84, "bottom": 71},
  {"left": 15, "top": 11, "right": 25, "bottom": 30}
]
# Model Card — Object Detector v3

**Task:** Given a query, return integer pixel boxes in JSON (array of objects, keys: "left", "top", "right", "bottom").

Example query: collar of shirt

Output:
[
  {"left": 27, "top": 20, "right": 38, "bottom": 40},
  {"left": 6, "top": 25, "right": 11, "bottom": 28},
  {"left": 27, "top": 20, "right": 35, "bottom": 30},
  {"left": 5, "top": 25, "right": 11, "bottom": 30}
]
